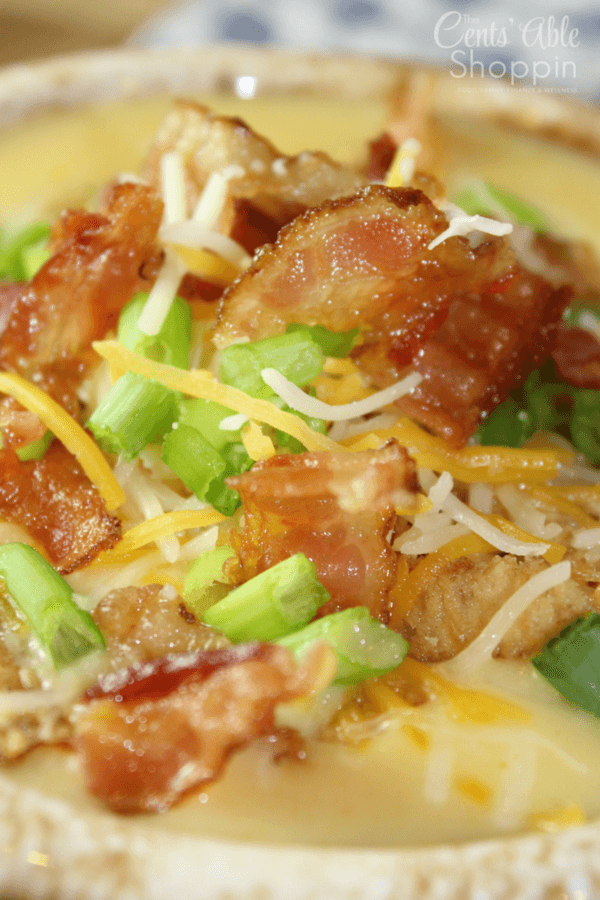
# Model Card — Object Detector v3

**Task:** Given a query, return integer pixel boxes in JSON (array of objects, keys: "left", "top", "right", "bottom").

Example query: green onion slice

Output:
[
  {"left": 220, "top": 331, "right": 323, "bottom": 399},
  {"left": 203, "top": 553, "right": 329, "bottom": 642},
  {"left": 0, "top": 543, "right": 105, "bottom": 669},
  {"left": 183, "top": 546, "right": 236, "bottom": 618},
  {"left": 161, "top": 423, "right": 226, "bottom": 499},
  {"left": 87, "top": 371, "right": 178, "bottom": 460},
  {"left": 453, "top": 182, "right": 548, "bottom": 233},
  {"left": 277, "top": 607, "right": 409, "bottom": 685},
  {"left": 533, "top": 614, "right": 600, "bottom": 719},
  {"left": 0, "top": 221, "right": 51, "bottom": 281},
  {"left": 285, "top": 323, "right": 358, "bottom": 358},
  {"left": 118, "top": 292, "right": 192, "bottom": 370}
]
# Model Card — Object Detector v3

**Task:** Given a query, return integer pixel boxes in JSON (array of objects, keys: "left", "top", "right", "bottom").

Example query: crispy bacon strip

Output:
[
  {"left": 390, "top": 276, "right": 571, "bottom": 446},
  {"left": 143, "top": 101, "right": 365, "bottom": 242},
  {"left": 228, "top": 443, "right": 418, "bottom": 617},
  {"left": 213, "top": 185, "right": 515, "bottom": 350},
  {"left": 0, "top": 182, "right": 162, "bottom": 374},
  {"left": 0, "top": 444, "right": 120, "bottom": 574},
  {"left": 74, "top": 643, "right": 327, "bottom": 813}
]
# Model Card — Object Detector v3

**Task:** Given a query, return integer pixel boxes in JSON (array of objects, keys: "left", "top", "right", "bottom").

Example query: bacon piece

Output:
[
  {"left": 73, "top": 643, "right": 327, "bottom": 812},
  {"left": 0, "top": 444, "right": 120, "bottom": 574},
  {"left": 553, "top": 325, "right": 600, "bottom": 389},
  {"left": 143, "top": 101, "right": 365, "bottom": 237},
  {"left": 213, "top": 184, "right": 515, "bottom": 349},
  {"left": 390, "top": 276, "right": 571, "bottom": 446},
  {"left": 228, "top": 443, "right": 418, "bottom": 617},
  {"left": 92, "top": 584, "right": 229, "bottom": 669},
  {"left": 0, "top": 182, "right": 162, "bottom": 374}
]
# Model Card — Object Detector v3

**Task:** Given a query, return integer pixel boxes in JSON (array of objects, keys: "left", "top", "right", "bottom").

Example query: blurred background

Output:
[{"left": 0, "top": 0, "right": 598, "bottom": 101}]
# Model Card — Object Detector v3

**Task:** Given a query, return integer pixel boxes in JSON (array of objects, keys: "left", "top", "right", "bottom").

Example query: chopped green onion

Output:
[
  {"left": 21, "top": 240, "right": 50, "bottom": 280},
  {"left": 571, "top": 390, "right": 600, "bottom": 464},
  {"left": 476, "top": 400, "right": 536, "bottom": 448},
  {"left": 87, "top": 372, "right": 177, "bottom": 460},
  {"left": 453, "top": 182, "right": 548, "bottom": 233},
  {"left": 204, "top": 441, "right": 253, "bottom": 516},
  {"left": 533, "top": 614, "right": 600, "bottom": 718},
  {"left": 203, "top": 553, "right": 329, "bottom": 642},
  {"left": 0, "top": 221, "right": 51, "bottom": 281},
  {"left": 183, "top": 545, "right": 236, "bottom": 618},
  {"left": 15, "top": 429, "right": 54, "bottom": 462},
  {"left": 178, "top": 398, "right": 242, "bottom": 451},
  {"left": 161, "top": 423, "right": 226, "bottom": 499},
  {"left": 220, "top": 332, "right": 323, "bottom": 399},
  {"left": 0, "top": 543, "right": 105, "bottom": 669},
  {"left": 267, "top": 393, "right": 327, "bottom": 453},
  {"left": 277, "top": 607, "right": 409, "bottom": 685},
  {"left": 118, "top": 292, "right": 192, "bottom": 370},
  {"left": 285, "top": 323, "right": 358, "bottom": 358}
]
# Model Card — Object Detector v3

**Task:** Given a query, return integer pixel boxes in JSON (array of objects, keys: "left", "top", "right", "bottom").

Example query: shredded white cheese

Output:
[
  {"left": 160, "top": 151, "right": 187, "bottom": 226},
  {"left": 191, "top": 171, "right": 228, "bottom": 230},
  {"left": 219, "top": 412, "right": 249, "bottom": 431},
  {"left": 161, "top": 221, "right": 252, "bottom": 270},
  {"left": 468, "top": 482, "right": 494, "bottom": 515},
  {"left": 136, "top": 247, "right": 186, "bottom": 337},
  {"left": 429, "top": 201, "right": 513, "bottom": 251},
  {"left": 260, "top": 368, "right": 422, "bottom": 421},
  {"left": 442, "top": 493, "right": 550, "bottom": 557},
  {"left": 572, "top": 526, "right": 600, "bottom": 549},
  {"left": 428, "top": 471, "right": 454, "bottom": 511},
  {"left": 442, "top": 560, "right": 571, "bottom": 677}
]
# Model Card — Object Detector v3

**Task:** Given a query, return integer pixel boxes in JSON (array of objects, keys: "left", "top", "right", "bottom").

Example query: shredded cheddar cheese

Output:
[
  {"left": 169, "top": 245, "right": 240, "bottom": 286},
  {"left": 0, "top": 372, "right": 125, "bottom": 511},
  {"left": 96, "top": 509, "right": 224, "bottom": 562},
  {"left": 241, "top": 420, "right": 276, "bottom": 461},
  {"left": 92, "top": 341, "right": 342, "bottom": 453},
  {"left": 343, "top": 417, "right": 570, "bottom": 484}
]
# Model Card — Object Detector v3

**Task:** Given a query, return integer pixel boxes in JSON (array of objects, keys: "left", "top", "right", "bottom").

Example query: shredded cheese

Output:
[
  {"left": 429, "top": 200, "right": 513, "bottom": 251},
  {"left": 95, "top": 509, "right": 224, "bottom": 563},
  {"left": 192, "top": 171, "right": 228, "bottom": 229},
  {"left": 92, "top": 342, "right": 342, "bottom": 453},
  {"left": 443, "top": 560, "right": 572, "bottom": 678},
  {"left": 343, "top": 417, "right": 569, "bottom": 484},
  {"left": 385, "top": 137, "right": 422, "bottom": 188},
  {"left": 137, "top": 247, "right": 186, "bottom": 337},
  {"left": 162, "top": 222, "right": 252, "bottom": 270},
  {"left": 442, "top": 493, "right": 550, "bottom": 558},
  {"left": 261, "top": 367, "right": 422, "bottom": 421},
  {"left": 571, "top": 526, "right": 600, "bottom": 549},
  {"left": 160, "top": 151, "right": 187, "bottom": 226},
  {"left": 241, "top": 420, "right": 276, "bottom": 461},
  {"left": 0, "top": 372, "right": 124, "bottom": 511}
]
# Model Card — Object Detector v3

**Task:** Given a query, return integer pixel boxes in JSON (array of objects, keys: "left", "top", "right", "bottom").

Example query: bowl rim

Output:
[{"left": 0, "top": 43, "right": 599, "bottom": 900}]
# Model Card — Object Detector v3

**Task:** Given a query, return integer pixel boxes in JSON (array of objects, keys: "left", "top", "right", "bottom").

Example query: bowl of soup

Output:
[{"left": 0, "top": 44, "right": 599, "bottom": 900}]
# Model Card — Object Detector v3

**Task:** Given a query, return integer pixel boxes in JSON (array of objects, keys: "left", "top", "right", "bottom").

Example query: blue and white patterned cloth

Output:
[{"left": 130, "top": 0, "right": 600, "bottom": 103}]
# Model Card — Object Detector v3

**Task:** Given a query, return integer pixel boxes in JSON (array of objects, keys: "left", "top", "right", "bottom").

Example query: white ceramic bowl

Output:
[{"left": 0, "top": 45, "right": 600, "bottom": 900}]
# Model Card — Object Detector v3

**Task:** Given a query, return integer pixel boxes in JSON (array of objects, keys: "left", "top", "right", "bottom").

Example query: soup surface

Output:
[{"left": 0, "top": 91, "right": 599, "bottom": 848}]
